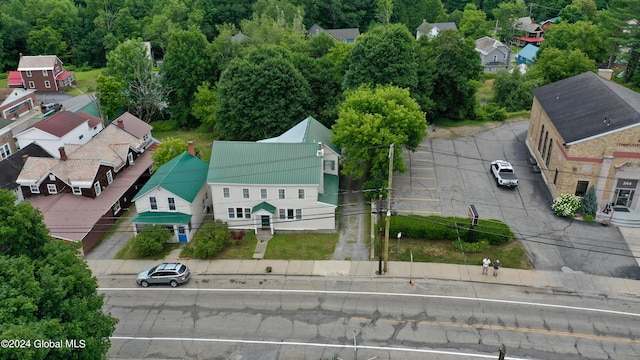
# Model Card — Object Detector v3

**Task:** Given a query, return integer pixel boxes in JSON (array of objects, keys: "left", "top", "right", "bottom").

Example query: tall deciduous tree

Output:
[
  {"left": 152, "top": 138, "right": 189, "bottom": 170},
  {"left": 539, "top": 21, "right": 607, "bottom": 63},
  {"left": 0, "top": 190, "right": 118, "bottom": 359},
  {"left": 418, "top": 30, "right": 482, "bottom": 122},
  {"left": 459, "top": 4, "right": 491, "bottom": 39},
  {"left": 95, "top": 74, "right": 126, "bottom": 123},
  {"left": 215, "top": 45, "right": 312, "bottom": 140},
  {"left": 529, "top": 47, "right": 596, "bottom": 83},
  {"left": 161, "top": 27, "right": 213, "bottom": 128},
  {"left": 599, "top": 0, "right": 640, "bottom": 84},
  {"left": 191, "top": 81, "right": 217, "bottom": 132},
  {"left": 27, "top": 27, "right": 67, "bottom": 58},
  {"left": 492, "top": 2, "right": 528, "bottom": 43},
  {"left": 343, "top": 24, "right": 418, "bottom": 90},
  {"left": 332, "top": 84, "right": 426, "bottom": 196}
]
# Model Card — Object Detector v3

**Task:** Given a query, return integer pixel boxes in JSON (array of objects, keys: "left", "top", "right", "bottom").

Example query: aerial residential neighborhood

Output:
[{"left": 2, "top": 0, "right": 640, "bottom": 359}]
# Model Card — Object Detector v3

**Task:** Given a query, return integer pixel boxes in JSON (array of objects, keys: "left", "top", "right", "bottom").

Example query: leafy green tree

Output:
[
  {"left": 132, "top": 225, "right": 170, "bottom": 256},
  {"left": 529, "top": 47, "right": 596, "bottom": 83},
  {"left": 492, "top": 69, "right": 542, "bottom": 111},
  {"left": 343, "top": 24, "right": 418, "bottom": 90},
  {"left": 105, "top": 38, "right": 151, "bottom": 87},
  {"left": 192, "top": 220, "right": 232, "bottom": 258},
  {"left": 0, "top": 14, "right": 29, "bottom": 72},
  {"left": 95, "top": 74, "right": 127, "bottom": 123},
  {"left": 559, "top": 0, "right": 597, "bottom": 23},
  {"left": 582, "top": 186, "right": 598, "bottom": 217},
  {"left": 391, "top": 0, "right": 447, "bottom": 29},
  {"left": 492, "top": 2, "right": 528, "bottom": 43},
  {"left": 417, "top": 30, "right": 482, "bottom": 122},
  {"left": 0, "top": 190, "right": 117, "bottom": 360},
  {"left": 215, "top": 45, "right": 312, "bottom": 140},
  {"left": 459, "top": 4, "right": 491, "bottom": 39},
  {"left": 161, "top": 27, "right": 213, "bottom": 128},
  {"left": 27, "top": 27, "right": 67, "bottom": 58},
  {"left": 332, "top": 84, "right": 426, "bottom": 196},
  {"left": 152, "top": 138, "right": 188, "bottom": 170},
  {"left": 191, "top": 81, "right": 218, "bottom": 132},
  {"left": 538, "top": 21, "right": 607, "bottom": 62}
]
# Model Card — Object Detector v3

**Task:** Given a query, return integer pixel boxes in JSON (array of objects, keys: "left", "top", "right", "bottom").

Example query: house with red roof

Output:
[
  {"left": 513, "top": 17, "right": 544, "bottom": 47},
  {"left": 16, "top": 113, "right": 156, "bottom": 253},
  {"left": 17, "top": 55, "right": 76, "bottom": 92},
  {"left": 15, "top": 110, "right": 103, "bottom": 157},
  {"left": 7, "top": 71, "right": 25, "bottom": 88}
]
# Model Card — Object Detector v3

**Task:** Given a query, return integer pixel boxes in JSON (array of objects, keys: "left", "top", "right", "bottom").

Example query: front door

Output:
[
  {"left": 177, "top": 226, "right": 188, "bottom": 243},
  {"left": 615, "top": 189, "right": 634, "bottom": 207},
  {"left": 261, "top": 215, "right": 270, "bottom": 229}
]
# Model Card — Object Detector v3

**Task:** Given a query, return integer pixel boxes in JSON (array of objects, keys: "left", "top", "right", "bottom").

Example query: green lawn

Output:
[
  {"left": 151, "top": 126, "right": 218, "bottom": 163},
  {"left": 264, "top": 232, "right": 339, "bottom": 260}
]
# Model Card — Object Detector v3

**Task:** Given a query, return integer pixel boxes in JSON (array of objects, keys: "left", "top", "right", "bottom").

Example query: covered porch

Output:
[{"left": 131, "top": 211, "right": 193, "bottom": 243}]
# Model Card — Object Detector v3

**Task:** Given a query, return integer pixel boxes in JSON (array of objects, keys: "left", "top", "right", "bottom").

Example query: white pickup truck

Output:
[{"left": 490, "top": 160, "right": 518, "bottom": 188}]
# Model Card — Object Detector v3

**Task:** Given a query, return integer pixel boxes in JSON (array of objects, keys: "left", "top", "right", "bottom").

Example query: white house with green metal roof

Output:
[
  {"left": 207, "top": 140, "right": 339, "bottom": 233},
  {"left": 131, "top": 146, "right": 211, "bottom": 243}
]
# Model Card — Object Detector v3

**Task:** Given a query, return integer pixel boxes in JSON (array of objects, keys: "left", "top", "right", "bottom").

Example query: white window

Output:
[
  {"left": 44, "top": 81, "right": 51, "bottom": 88},
  {"left": 260, "top": 189, "right": 268, "bottom": 199},
  {"left": 47, "top": 184, "right": 57, "bottom": 194},
  {"left": 26, "top": 70, "right": 32, "bottom": 77},
  {"left": 0, "top": 143, "right": 11, "bottom": 159},
  {"left": 30, "top": 185, "right": 40, "bottom": 194},
  {"left": 223, "top": 187, "right": 230, "bottom": 198},
  {"left": 128, "top": 152, "right": 134, "bottom": 165},
  {"left": 49, "top": 174, "right": 55, "bottom": 181},
  {"left": 28, "top": 81, "right": 35, "bottom": 89},
  {"left": 94, "top": 181, "right": 101, "bottom": 196},
  {"left": 42, "top": 70, "right": 48, "bottom": 77},
  {"left": 168, "top": 197, "right": 176, "bottom": 211},
  {"left": 242, "top": 188, "right": 250, "bottom": 199},
  {"left": 149, "top": 196, "right": 157, "bottom": 210},
  {"left": 298, "top": 189, "right": 305, "bottom": 200},
  {"left": 279, "top": 208, "right": 302, "bottom": 220},
  {"left": 323, "top": 160, "right": 335, "bottom": 171},
  {"left": 106, "top": 170, "right": 113, "bottom": 184},
  {"left": 228, "top": 207, "right": 251, "bottom": 219},
  {"left": 278, "top": 189, "right": 285, "bottom": 199},
  {"left": 72, "top": 186, "right": 82, "bottom": 195},
  {"left": 113, "top": 201, "right": 121, "bottom": 214}
]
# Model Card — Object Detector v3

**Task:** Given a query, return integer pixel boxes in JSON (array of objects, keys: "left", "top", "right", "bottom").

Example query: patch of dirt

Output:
[{"left": 426, "top": 118, "right": 529, "bottom": 139}]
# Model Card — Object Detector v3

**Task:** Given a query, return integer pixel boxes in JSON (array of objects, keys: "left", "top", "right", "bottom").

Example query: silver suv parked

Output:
[{"left": 136, "top": 263, "right": 190, "bottom": 287}]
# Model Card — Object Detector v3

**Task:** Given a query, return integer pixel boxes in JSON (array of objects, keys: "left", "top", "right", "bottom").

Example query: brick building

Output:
[
  {"left": 16, "top": 55, "right": 75, "bottom": 92},
  {"left": 526, "top": 71, "right": 640, "bottom": 211}
]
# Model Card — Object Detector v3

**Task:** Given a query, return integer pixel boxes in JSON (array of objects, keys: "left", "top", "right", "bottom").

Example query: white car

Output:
[{"left": 490, "top": 160, "right": 518, "bottom": 188}]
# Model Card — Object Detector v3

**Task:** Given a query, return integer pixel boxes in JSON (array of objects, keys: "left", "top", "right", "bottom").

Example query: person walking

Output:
[
  {"left": 493, "top": 259, "right": 501, "bottom": 277},
  {"left": 482, "top": 257, "right": 491, "bottom": 275}
]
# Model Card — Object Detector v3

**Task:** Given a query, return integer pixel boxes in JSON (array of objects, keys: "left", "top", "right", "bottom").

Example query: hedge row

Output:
[{"left": 389, "top": 215, "right": 514, "bottom": 245}]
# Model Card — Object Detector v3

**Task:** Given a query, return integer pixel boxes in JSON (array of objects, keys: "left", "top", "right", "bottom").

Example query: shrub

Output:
[
  {"left": 389, "top": 215, "right": 514, "bottom": 244},
  {"left": 454, "top": 239, "right": 490, "bottom": 253},
  {"left": 132, "top": 225, "right": 171, "bottom": 256},
  {"left": 552, "top": 193, "right": 581, "bottom": 217},
  {"left": 192, "top": 220, "right": 232, "bottom": 258},
  {"left": 583, "top": 214, "right": 595, "bottom": 222},
  {"left": 581, "top": 186, "right": 598, "bottom": 217},
  {"left": 476, "top": 104, "right": 508, "bottom": 121},
  {"left": 150, "top": 119, "right": 179, "bottom": 132}
]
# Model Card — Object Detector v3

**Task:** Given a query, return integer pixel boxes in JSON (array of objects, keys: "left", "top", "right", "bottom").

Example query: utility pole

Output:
[
  {"left": 383, "top": 144, "right": 394, "bottom": 274},
  {"left": 378, "top": 194, "right": 383, "bottom": 275}
]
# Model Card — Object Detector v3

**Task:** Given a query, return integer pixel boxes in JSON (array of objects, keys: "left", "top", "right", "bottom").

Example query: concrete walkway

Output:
[
  {"left": 87, "top": 258, "right": 640, "bottom": 299},
  {"left": 332, "top": 176, "right": 369, "bottom": 261}
]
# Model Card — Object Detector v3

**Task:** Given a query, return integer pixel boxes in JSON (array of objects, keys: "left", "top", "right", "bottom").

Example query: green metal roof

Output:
[
  {"left": 207, "top": 142, "right": 322, "bottom": 185},
  {"left": 252, "top": 201, "right": 276, "bottom": 214},
  {"left": 133, "top": 152, "right": 209, "bottom": 202},
  {"left": 258, "top": 116, "right": 341, "bottom": 154},
  {"left": 130, "top": 211, "right": 192, "bottom": 224},
  {"left": 318, "top": 174, "right": 339, "bottom": 206},
  {"left": 77, "top": 102, "right": 101, "bottom": 118}
]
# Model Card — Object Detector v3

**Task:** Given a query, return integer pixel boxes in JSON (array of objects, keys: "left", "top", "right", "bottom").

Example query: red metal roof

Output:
[
  {"left": 514, "top": 36, "right": 544, "bottom": 42},
  {"left": 29, "top": 111, "right": 93, "bottom": 137},
  {"left": 7, "top": 71, "right": 23, "bottom": 86},
  {"left": 55, "top": 70, "right": 74, "bottom": 80}
]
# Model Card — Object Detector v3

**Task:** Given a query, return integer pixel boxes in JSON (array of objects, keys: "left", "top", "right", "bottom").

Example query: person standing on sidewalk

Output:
[
  {"left": 482, "top": 257, "right": 491, "bottom": 275},
  {"left": 493, "top": 259, "right": 501, "bottom": 277}
]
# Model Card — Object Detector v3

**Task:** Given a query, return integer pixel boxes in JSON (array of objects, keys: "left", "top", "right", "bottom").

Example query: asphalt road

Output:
[
  {"left": 394, "top": 121, "right": 640, "bottom": 279},
  {"left": 101, "top": 276, "right": 640, "bottom": 359}
]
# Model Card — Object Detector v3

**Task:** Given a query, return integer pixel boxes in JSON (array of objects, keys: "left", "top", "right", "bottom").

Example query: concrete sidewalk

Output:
[{"left": 86, "top": 259, "right": 640, "bottom": 298}]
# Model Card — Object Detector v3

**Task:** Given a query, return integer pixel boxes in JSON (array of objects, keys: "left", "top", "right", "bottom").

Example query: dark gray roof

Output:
[
  {"left": 0, "top": 143, "right": 52, "bottom": 189},
  {"left": 532, "top": 71, "right": 640, "bottom": 144}
]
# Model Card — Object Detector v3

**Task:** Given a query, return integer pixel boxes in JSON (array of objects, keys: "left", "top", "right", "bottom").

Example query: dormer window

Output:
[
  {"left": 47, "top": 184, "right": 57, "bottom": 194},
  {"left": 30, "top": 185, "right": 40, "bottom": 194},
  {"left": 42, "top": 70, "right": 48, "bottom": 77},
  {"left": 26, "top": 71, "right": 32, "bottom": 77}
]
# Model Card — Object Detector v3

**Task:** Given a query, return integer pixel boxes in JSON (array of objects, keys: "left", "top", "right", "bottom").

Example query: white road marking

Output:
[
  {"left": 99, "top": 288, "right": 640, "bottom": 318},
  {"left": 110, "top": 336, "right": 530, "bottom": 359}
]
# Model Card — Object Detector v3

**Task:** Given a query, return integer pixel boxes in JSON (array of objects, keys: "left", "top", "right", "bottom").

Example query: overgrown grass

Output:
[
  {"left": 385, "top": 238, "right": 531, "bottom": 269},
  {"left": 211, "top": 231, "right": 258, "bottom": 259},
  {"left": 150, "top": 120, "right": 218, "bottom": 163},
  {"left": 66, "top": 68, "right": 103, "bottom": 94},
  {"left": 474, "top": 78, "right": 495, "bottom": 105},
  {"left": 264, "top": 232, "right": 339, "bottom": 260}
]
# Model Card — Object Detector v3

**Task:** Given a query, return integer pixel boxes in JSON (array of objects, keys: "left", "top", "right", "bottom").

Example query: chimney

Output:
[
  {"left": 58, "top": 147, "right": 67, "bottom": 161},
  {"left": 117, "top": 119, "right": 124, "bottom": 129},
  {"left": 22, "top": 154, "right": 29, "bottom": 164},
  {"left": 598, "top": 68, "right": 614, "bottom": 81},
  {"left": 188, "top": 141, "right": 195, "bottom": 156}
]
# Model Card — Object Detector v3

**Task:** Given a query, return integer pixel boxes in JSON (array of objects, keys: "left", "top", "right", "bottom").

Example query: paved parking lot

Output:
[{"left": 393, "top": 120, "right": 640, "bottom": 279}]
